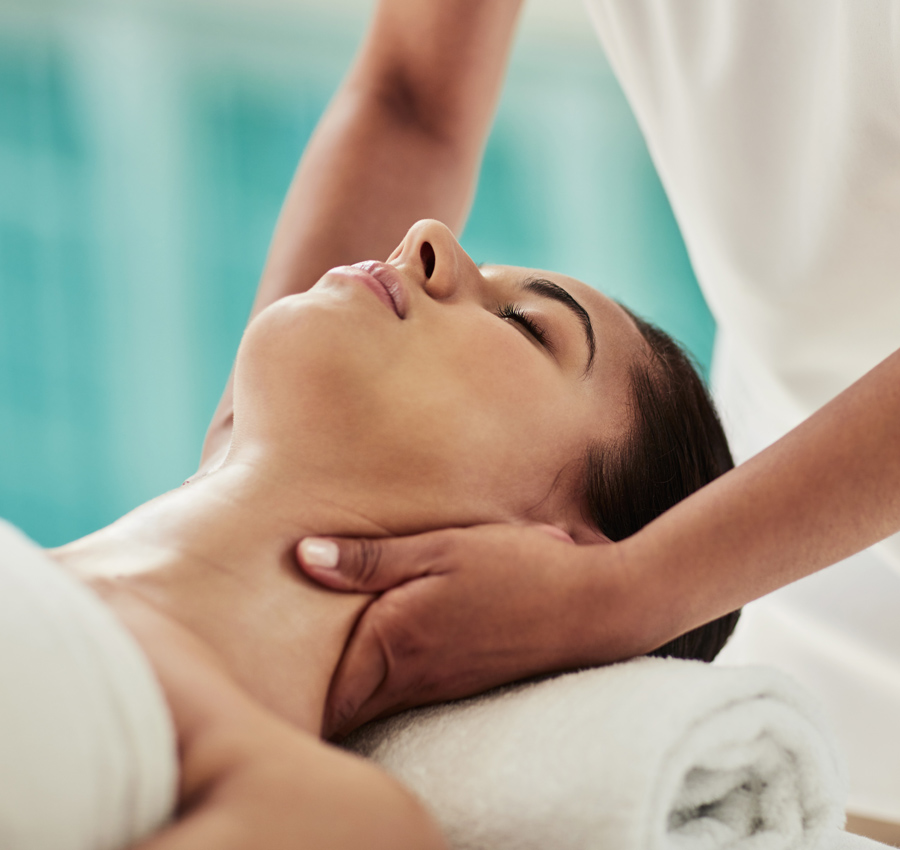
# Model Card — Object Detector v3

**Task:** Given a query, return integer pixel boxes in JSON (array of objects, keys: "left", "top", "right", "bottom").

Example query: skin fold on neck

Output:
[{"left": 49, "top": 458, "right": 379, "bottom": 737}]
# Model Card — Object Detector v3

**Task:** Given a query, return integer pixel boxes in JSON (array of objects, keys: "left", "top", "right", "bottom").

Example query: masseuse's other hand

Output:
[{"left": 296, "top": 524, "right": 632, "bottom": 739}]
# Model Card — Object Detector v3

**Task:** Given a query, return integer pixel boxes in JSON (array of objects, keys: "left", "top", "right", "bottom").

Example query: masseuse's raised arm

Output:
[
  {"left": 299, "top": 346, "right": 900, "bottom": 737},
  {"left": 200, "top": 0, "right": 523, "bottom": 468}
]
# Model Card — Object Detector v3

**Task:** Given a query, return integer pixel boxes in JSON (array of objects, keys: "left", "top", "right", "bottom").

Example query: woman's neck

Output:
[{"left": 50, "top": 457, "right": 383, "bottom": 736}]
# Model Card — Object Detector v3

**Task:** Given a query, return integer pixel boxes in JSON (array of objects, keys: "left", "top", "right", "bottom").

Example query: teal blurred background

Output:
[{"left": 0, "top": 0, "right": 714, "bottom": 546}]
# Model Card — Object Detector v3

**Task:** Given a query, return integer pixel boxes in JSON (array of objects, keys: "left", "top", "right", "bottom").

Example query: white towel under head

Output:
[
  {"left": 345, "top": 657, "right": 848, "bottom": 850},
  {"left": 0, "top": 519, "right": 177, "bottom": 850}
]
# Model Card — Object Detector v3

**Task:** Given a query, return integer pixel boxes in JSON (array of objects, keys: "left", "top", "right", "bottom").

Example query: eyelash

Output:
[{"left": 496, "top": 304, "right": 551, "bottom": 349}]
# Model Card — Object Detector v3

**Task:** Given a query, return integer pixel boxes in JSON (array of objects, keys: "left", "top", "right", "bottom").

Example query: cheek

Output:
[
  {"left": 390, "top": 325, "right": 589, "bottom": 476},
  {"left": 450, "top": 326, "right": 570, "bottom": 418}
]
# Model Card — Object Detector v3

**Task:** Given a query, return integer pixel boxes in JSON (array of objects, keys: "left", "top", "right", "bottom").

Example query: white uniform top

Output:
[
  {"left": 0, "top": 520, "right": 177, "bottom": 849},
  {"left": 584, "top": 0, "right": 900, "bottom": 821}
]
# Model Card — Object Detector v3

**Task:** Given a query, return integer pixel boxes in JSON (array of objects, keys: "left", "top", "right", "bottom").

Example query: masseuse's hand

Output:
[{"left": 296, "top": 524, "right": 637, "bottom": 739}]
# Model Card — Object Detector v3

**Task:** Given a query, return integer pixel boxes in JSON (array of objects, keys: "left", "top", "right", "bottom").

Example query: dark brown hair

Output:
[{"left": 582, "top": 310, "right": 740, "bottom": 662}]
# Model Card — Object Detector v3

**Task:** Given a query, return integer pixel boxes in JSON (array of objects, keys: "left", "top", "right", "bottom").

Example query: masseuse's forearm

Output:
[
  {"left": 201, "top": 0, "right": 522, "bottom": 466},
  {"left": 611, "top": 347, "right": 900, "bottom": 653}
]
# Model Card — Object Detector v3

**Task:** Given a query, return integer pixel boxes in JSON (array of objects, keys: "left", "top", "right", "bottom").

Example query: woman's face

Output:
[{"left": 234, "top": 220, "right": 646, "bottom": 541}]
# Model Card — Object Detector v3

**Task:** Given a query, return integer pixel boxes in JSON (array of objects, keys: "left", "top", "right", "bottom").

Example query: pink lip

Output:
[
  {"left": 352, "top": 261, "right": 408, "bottom": 319},
  {"left": 328, "top": 263, "right": 406, "bottom": 318}
]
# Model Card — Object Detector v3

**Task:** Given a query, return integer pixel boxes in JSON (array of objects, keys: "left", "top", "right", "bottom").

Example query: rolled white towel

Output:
[
  {"left": 345, "top": 657, "right": 848, "bottom": 850},
  {"left": 0, "top": 519, "right": 177, "bottom": 850}
]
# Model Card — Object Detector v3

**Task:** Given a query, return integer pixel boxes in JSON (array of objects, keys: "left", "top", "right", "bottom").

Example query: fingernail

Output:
[{"left": 300, "top": 538, "right": 339, "bottom": 569}]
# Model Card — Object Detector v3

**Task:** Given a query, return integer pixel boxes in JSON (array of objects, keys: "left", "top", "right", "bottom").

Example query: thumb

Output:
[{"left": 296, "top": 533, "right": 439, "bottom": 592}]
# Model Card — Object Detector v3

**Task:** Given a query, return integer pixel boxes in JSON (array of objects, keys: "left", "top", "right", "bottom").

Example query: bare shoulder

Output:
[
  {"left": 198, "top": 720, "right": 447, "bottom": 850},
  {"left": 105, "top": 588, "right": 445, "bottom": 850}
]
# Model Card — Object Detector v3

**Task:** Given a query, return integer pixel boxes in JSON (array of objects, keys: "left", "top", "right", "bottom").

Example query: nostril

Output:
[{"left": 420, "top": 241, "right": 436, "bottom": 279}]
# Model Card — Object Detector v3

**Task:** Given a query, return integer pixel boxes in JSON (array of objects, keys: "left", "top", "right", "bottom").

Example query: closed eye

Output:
[{"left": 497, "top": 304, "right": 554, "bottom": 353}]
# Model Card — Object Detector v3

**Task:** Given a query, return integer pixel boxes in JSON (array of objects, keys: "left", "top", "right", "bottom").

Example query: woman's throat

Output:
[{"left": 51, "top": 470, "right": 373, "bottom": 737}]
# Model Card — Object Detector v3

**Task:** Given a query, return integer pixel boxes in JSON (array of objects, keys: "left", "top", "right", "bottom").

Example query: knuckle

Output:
[
  {"left": 351, "top": 538, "right": 383, "bottom": 585},
  {"left": 422, "top": 529, "right": 463, "bottom": 569}
]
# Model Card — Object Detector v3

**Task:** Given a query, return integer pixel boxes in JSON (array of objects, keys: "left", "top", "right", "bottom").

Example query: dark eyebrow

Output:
[{"left": 523, "top": 277, "right": 596, "bottom": 373}]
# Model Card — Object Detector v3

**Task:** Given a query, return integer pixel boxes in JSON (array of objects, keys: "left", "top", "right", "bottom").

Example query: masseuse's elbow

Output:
[
  {"left": 352, "top": 30, "right": 480, "bottom": 155},
  {"left": 360, "top": 68, "right": 467, "bottom": 155}
]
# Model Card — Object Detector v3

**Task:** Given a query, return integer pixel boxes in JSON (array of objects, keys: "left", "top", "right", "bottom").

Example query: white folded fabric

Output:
[
  {"left": 0, "top": 519, "right": 177, "bottom": 850},
  {"left": 345, "top": 657, "right": 848, "bottom": 850}
]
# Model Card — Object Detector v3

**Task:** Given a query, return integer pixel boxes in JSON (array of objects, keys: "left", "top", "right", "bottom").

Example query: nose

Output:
[{"left": 389, "top": 219, "right": 479, "bottom": 301}]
